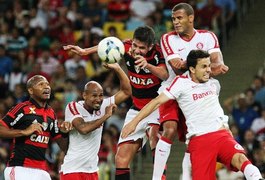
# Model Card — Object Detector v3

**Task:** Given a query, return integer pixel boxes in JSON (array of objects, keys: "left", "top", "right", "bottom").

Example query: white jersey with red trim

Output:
[
  {"left": 163, "top": 73, "right": 228, "bottom": 140},
  {"left": 60, "top": 96, "right": 114, "bottom": 174},
  {"left": 159, "top": 29, "right": 221, "bottom": 91}
]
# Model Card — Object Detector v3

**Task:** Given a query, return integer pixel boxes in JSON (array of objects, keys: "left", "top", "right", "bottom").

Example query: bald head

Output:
[
  {"left": 27, "top": 75, "right": 48, "bottom": 89},
  {"left": 84, "top": 81, "right": 103, "bottom": 93}
]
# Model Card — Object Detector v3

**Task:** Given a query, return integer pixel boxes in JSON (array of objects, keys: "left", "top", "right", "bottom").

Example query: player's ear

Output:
[
  {"left": 189, "top": 15, "right": 194, "bottom": 23},
  {"left": 82, "top": 92, "right": 87, "bottom": 99},
  {"left": 189, "top": 66, "right": 195, "bottom": 74},
  {"left": 28, "top": 88, "right": 33, "bottom": 95}
]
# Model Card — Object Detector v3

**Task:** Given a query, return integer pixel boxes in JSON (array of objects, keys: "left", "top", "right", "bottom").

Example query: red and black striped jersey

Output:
[
  {"left": 123, "top": 40, "right": 166, "bottom": 110},
  {"left": 0, "top": 98, "right": 61, "bottom": 171}
]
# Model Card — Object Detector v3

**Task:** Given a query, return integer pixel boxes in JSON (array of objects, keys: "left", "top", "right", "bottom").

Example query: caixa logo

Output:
[{"left": 10, "top": 113, "right": 24, "bottom": 126}]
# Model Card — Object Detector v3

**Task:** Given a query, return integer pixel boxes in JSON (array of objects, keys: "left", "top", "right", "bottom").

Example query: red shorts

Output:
[
  {"left": 60, "top": 172, "right": 98, "bottom": 180},
  {"left": 188, "top": 130, "right": 245, "bottom": 180},
  {"left": 159, "top": 100, "right": 187, "bottom": 142}
]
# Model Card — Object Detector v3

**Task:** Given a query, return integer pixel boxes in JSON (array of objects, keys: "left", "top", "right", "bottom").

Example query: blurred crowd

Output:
[{"left": 0, "top": 0, "right": 261, "bottom": 179}]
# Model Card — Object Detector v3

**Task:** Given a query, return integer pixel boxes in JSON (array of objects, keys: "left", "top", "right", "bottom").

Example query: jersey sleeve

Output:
[
  {"left": 206, "top": 31, "right": 221, "bottom": 54},
  {"left": 160, "top": 32, "right": 181, "bottom": 61},
  {"left": 163, "top": 76, "right": 183, "bottom": 99},
  {"left": 65, "top": 102, "right": 83, "bottom": 123},
  {"left": 0, "top": 103, "right": 27, "bottom": 129}
]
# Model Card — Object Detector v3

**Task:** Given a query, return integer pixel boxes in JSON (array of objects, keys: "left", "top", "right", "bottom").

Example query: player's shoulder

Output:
[
  {"left": 151, "top": 43, "right": 162, "bottom": 52},
  {"left": 161, "top": 31, "right": 177, "bottom": 38},
  {"left": 123, "top": 39, "right": 132, "bottom": 46},
  {"left": 196, "top": 29, "right": 217, "bottom": 36},
  {"left": 66, "top": 101, "right": 83, "bottom": 111},
  {"left": 8, "top": 101, "right": 30, "bottom": 114}
]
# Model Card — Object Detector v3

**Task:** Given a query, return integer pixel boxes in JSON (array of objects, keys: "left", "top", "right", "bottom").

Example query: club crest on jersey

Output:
[
  {"left": 196, "top": 42, "right": 204, "bottom": 49},
  {"left": 42, "top": 122, "right": 48, "bottom": 131},
  {"left": 96, "top": 110, "right": 101, "bottom": 116},
  {"left": 234, "top": 144, "right": 244, "bottom": 151},
  {"left": 29, "top": 107, "right": 36, "bottom": 114},
  {"left": 134, "top": 65, "right": 140, "bottom": 73}
]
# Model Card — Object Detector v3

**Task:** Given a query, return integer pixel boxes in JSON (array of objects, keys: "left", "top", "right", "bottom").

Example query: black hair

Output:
[
  {"left": 133, "top": 26, "right": 155, "bottom": 46},
  {"left": 186, "top": 50, "right": 210, "bottom": 69},
  {"left": 172, "top": 3, "right": 194, "bottom": 16}
]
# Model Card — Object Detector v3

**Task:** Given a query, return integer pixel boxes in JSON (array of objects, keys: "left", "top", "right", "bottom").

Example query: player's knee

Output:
[
  {"left": 231, "top": 153, "right": 248, "bottom": 170},
  {"left": 115, "top": 153, "right": 129, "bottom": 167},
  {"left": 163, "top": 125, "right": 177, "bottom": 139}
]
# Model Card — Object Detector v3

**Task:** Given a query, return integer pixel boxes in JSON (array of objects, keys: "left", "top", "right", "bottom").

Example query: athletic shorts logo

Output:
[{"left": 234, "top": 144, "right": 244, "bottom": 151}]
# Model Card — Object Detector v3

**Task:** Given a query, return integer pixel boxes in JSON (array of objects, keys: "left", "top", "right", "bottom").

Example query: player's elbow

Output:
[{"left": 161, "top": 72, "right": 169, "bottom": 81}]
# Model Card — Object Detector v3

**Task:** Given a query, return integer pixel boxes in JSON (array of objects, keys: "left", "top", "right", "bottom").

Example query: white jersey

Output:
[
  {"left": 159, "top": 29, "right": 221, "bottom": 91},
  {"left": 60, "top": 96, "right": 115, "bottom": 174},
  {"left": 163, "top": 73, "right": 228, "bottom": 140}
]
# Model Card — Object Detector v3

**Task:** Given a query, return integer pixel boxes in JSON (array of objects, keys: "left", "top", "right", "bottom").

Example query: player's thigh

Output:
[
  {"left": 217, "top": 131, "right": 245, "bottom": 171},
  {"left": 189, "top": 136, "right": 217, "bottom": 180},
  {"left": 5, "top": 166, "right": 51, "bottom": 180},
  {"left": 118, "top": 109, "right": 149, "bottom": 147}
]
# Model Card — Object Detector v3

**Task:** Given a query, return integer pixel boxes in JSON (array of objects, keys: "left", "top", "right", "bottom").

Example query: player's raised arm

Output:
[
  {"left": 63, "top": 45, "right": 98, "bottom": 56},
  {"left": 104, "top": 63, "right": 132, "bottom": 105}
]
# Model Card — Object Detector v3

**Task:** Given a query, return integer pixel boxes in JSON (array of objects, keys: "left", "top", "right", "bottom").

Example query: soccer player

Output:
[
  {"left": 155, "top": 3, "right": 229, "bottom": 180},
  {"left": 0, "top": 75, "right": 72, "bottom": 180},
  {"left": 121, "top": 49, "right": 264, "bottom": 180},
  {"left": 63, "top": 26, "right": 169, "bottom": 180},
  {"left": 60, "top": 63, "right": 131, "bottom": 179}
]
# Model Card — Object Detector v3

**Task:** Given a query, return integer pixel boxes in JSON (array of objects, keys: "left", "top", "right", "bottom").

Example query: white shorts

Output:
[
  {"left": 118, "top": 108, "right": 159, "bottom": 147},
  {"left": 4, "top": 166, "right": 51, "bottom": 180}
]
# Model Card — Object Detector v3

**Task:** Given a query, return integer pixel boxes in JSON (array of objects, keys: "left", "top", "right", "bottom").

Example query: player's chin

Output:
[
  {"left": 93, "top": 105, "right": 101, "bottom": 110},
  {"left": 42, "top": 94, "right": 50, "bottom": 99}
]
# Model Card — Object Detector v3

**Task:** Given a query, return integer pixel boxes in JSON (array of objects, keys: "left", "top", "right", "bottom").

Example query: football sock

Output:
[
  {"left": 181, "top": 152, "right": 192, "bottom": 180},
  {"left": 116, "top": 168, "right": 130, "bottom": 180},
  {"left": 152, "top": 148, "right": 167, "bottom": 179},
  {"left": 152, "top": 136, "right": 172, "bottom": 180}
]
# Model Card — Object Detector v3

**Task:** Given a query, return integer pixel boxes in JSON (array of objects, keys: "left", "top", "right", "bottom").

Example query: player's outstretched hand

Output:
[
  {"left": 59, "top": 121, "right": 73, "bottom": 133},
  {"left": 63, "top": 45, "right": 86, "bottom": 56},
  {"left": 22, "top": 123, "right": 43, "bottom": 136},
  {"left": 121, "top": 121, "right": 137, "bottom": 139}
]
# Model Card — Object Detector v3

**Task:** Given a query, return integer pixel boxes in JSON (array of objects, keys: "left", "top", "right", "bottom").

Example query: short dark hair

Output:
[
  {"left": 187, "top": 50, "right": 210, "bottom": 69},
  {"left": 172, "top": 3, "right": 194, "bottom": 16},
  {"left": 133, "top": 26, "right": 155, "bottom": 47}
]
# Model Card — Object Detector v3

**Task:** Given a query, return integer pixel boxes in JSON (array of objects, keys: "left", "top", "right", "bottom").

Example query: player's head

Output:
[
  {"left": 187, "top": 50, "right": 211, "bottom": 83},
  {"left": 83, "top": 81, "right": 104, "bottom": 112},
  {"left": 27, "top": 75, "right": 51, "bottom": 101},
  {"left": 131, "top": 26, "right": 155, "bottom": 56},
  {"left": 171, "top": 3, "right": 194, "bottom": 34}
]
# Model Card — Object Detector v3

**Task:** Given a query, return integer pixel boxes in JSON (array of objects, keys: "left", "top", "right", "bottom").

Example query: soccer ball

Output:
[{"left": 97, "top": 37, "right": 125, "bottom": 64}]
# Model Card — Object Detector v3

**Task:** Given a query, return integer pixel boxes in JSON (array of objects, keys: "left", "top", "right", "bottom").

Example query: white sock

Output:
[
  {"left": 152, "top": 138, "right": 171, "bottom": 180},
  {"left": 182, "top": 152, "right": 192, "bottom": 180},
  {"left": 244, "top": 164, "right": 262, "bottom": 180}
]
